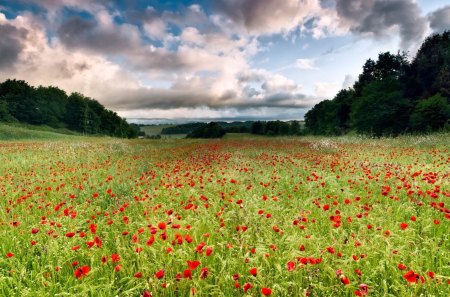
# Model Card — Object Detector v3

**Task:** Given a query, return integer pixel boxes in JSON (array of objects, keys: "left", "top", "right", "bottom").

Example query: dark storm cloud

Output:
[
  {"left": 212, "top": 0, "right": 310, "bottom": 34},
  {"left": 0, "top": 24, "right": 27, "bottom": 68},
  {"left": 57, "top": 16, "right": 139, "bottom": 54},
  {"left": 335, "top": 0, "right": 427, "bottom": 49},
  {"left": 106, "top": 87, "right": 314, "bottom": 111},
  {"left": 428, "top": 6, "right": 450, "bottom": 33}
]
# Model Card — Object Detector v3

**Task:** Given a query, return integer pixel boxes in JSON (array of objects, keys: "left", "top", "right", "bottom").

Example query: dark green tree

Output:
[
  {"left": 410, "top": 94, "right": 450, "bottom": 131},
  {"left": 351, "top": 77, "right": 411, "bottom": 136}
]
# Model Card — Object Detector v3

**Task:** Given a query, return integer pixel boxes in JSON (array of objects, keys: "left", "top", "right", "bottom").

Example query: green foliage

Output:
[
  {"left": 250, "top": 120, "right": 303, "bottom": 136},
  {"left": 351, "top": 77, "right": 411, "bottom": 136},
  {"left": 161, "top": 122, "right": 205, "bottom": 134},
  {"left": 187, "top": 122, "right": 226, "bottom": 138},
  {"left": 0, "top": 79, "right": 137, "bottom": 138},
  {"left": 306, "top": 30, "right": 450, "bottom": 136},
  {"left": 409, "top": 94, "right": 450, "bottom": 131}
]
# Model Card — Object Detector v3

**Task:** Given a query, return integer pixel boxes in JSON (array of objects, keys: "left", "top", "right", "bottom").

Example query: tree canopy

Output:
[
  {"left": 305, "top": 31, "right": 450, "bottom": 136},
  {"left": 0, "top": 79, "right": 138, "bottom": 138}
]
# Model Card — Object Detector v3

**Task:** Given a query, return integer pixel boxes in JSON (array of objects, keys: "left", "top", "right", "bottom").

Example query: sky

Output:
[{"left": 0, "top": 0, "right": 449, "bottom": 122}]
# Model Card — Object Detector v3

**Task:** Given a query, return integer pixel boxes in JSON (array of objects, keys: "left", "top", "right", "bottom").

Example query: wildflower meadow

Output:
[{"left": 1, "top": 134, "right": 449, "bottom": 296}]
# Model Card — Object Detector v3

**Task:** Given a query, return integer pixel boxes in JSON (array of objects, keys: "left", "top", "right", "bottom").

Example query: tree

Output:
[
  {"left": 187, "top": 122, "right": 226, "bottom": 138},
  {"left": 351, "top": 77, "right": 411, "bottom": 136},
  {"left": 409, "top": 31, "right": 450, "bottom": 99},
  {"left": 34, "top": 86, "right": 68, "bottom": 127},
  {"left": 289, "top": 120, "right": 301, "bottom": 135},
  {"left": 0, "top": 79, "right": 38, "bottom": 124},
  {"left": 410, "top": 94, "right": 450, "bottom": 131}
]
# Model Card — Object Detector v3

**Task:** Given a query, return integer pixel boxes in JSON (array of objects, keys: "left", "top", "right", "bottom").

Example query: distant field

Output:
[
  {"left": 140, "top": 125, "right": 174, "bottom": 136},
  {"left": 1, "top": 133, "right": 449, "bottom": 296}
]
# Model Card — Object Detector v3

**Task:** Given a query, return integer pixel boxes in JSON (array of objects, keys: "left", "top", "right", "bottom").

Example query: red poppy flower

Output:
[
  {"left": 155, "top": 269, "right": 165, "bottom": 279},
  {"left": 187, "top": 260, "right": 200, "bottom": 270},
  {"left": 200, "top": 267, "right": 209, "bottom": 279},
  {"left": 261, "top": 287, "right": 272, "bottom": 296},
  {"left": 183, "top": 269, "right": 192, "bottom": 279},
  {"left": 249, "top": 267, "right": 257, "bottom": 276},
  {"left": 287, "top": 261, "right": 296, "bottom": 271},
  {"left": 134, "top": 272, "right": 143, "bottom": 278},
  {"left": 403, "top": 270, "right": 424, "bottom": 283},
  {"left": 158, "top": 222, "right": 166, "bottom": 230},
  {"left": 32, "top": 228, "right": 39, "bottom": 234},
  {"left": 65, "top": 232, "right": 76, "bottom": 238},
  {"left": 340, "top": 275, "right": 350, "bottom": 285},
  {"left": 74, "top": 265, "right": 90, "bottom": 279},
  {"left": 397, "top": 263, "right": 407, "bottom": 270},
  {"left": 6, "top": 252, "right": 14, "bottom": 258},
  {"left": 400, "top": 222, "right": 408, "bottom": 230},
  {"left": 243, "top": 282, "right": 252, "bottom": 292},
  {"left": 111, "top": 254, "right": 120, "bottom": 262}
]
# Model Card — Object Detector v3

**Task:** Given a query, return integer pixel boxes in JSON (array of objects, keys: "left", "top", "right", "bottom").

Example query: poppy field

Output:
[{"left": 1, "top": 134, "right": 449, "bottom": 296}]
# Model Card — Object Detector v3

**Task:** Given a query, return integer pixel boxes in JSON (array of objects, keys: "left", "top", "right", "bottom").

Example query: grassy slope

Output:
[{"left": 0, "top": 123, "right": 80, "bottom": 140}]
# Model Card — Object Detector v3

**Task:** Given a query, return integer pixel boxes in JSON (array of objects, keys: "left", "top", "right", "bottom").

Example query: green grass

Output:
[
  {"left": 0, "top": 123, "right": 81, "bottom": 140},
  {"left": 140, "top": 125, "right": 175, "bottom": 136},
  {"left": 0, "top": 133, "right": 449, "bottom": 296}
]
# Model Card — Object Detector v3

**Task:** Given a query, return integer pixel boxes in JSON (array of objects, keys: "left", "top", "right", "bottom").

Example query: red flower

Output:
[
  {"left": 32, "top": 228, "right": 39, "bottom": 234},
  {"left": 183, "top": 269, "right": 192, "bottom": 279},
  {"left": 187, "top": 260, "right": 201, "bottom": 270},
  {"left": 243, "top": 282, "right": 252, "bottom": 292},
  {"left": 65, "top": 232, "right": 76, "bottom": 238},
  {"left": 74, "top": 266, "right": 90, "bottom": 279},
  {"left": 134, "top": 272, "right": 143, "bottom": 278},
  {"left": 158, "top": 222, "right": 166, "bottom": 230},
  {"left": 249, "top": 267, "right": 257, "bottom": 276},
  {"left": 261, "top": 287, "right": 272, "bottom": 295},
  {"left": 142, "top": 291, "right": 152, "bottom": 297},
  {"left": 397, "top": 263, "right": 407, "bottom": 270},
  {"left": 6, "top": 252, "right": 14, "bottom": 258},
  {"left": 340, "top": 275, "right": 350, "bottom": 285},
  {"left": 146, "top": 235, "right": 155, "bottom": 246},
  {"left": 111, "top": 254, "right": 120, "bottom": 262},
  {"left": 287, "top": 261, "right": 296, "bottom": 271},
  {"left": 155, "top": 269, "right": 165, "bottom": 279},
  {"left": 200, "top": 267, "right": 209, "bottom": 279},
  {"left": 114, "top": 264, "right": 122, "bottom": 272},
  {"left": 403, "top": 270, "right": 424, "bottom": 283},
  {"left": 400, "top": 222, "right": 408, "bottom": 230},
  {"left": 205, "top": 247, "right": 213, "bottom": 256},
  {"left": 89, "top": 224, "right": 97, "bottom": 234}
]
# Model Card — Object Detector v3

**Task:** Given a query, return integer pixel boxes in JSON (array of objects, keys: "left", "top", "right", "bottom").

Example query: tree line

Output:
[
  {"left": 305, "top": 31, "right": 450, "bottom": 136},
  {"left": 0, "top": 79, "right": 139, "bottom": 138},
  {"left": 183, "top": 120, "right": 304, "bottom": 138}
]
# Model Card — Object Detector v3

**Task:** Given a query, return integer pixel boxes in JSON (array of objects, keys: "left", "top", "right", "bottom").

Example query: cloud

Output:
[
  {"left": 314, "top": 82, "right": 340, "bottom": 98},
  {"left": 342, "top": 74, "right": 356, "bottom": 89},
  {"left": 335, "top": 0, "right": 427, "bottom": 50},
  {"left": 0, "top": 17, "right": 28, "bottom": 68},
  {"left": 0, "top": 12, "right": 314, "bottom": 119},
  {"left": 212, "top": 0, "right": 321, "bottom": 35},
  {"left": 57, "top": 11, "right": 141, "bottom": 55},
  {"left": 428, "top": 6, "right": 450, "bottom": 34},
  {"left": 296, "top": 58, "right": 317, "bottom": 70}
]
